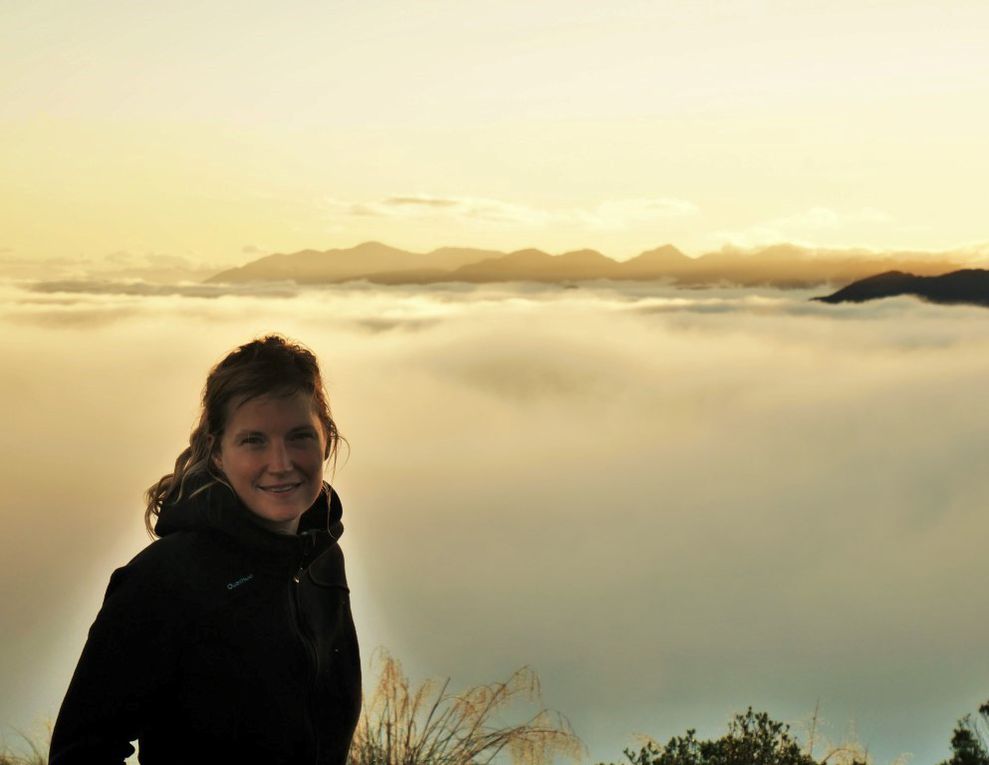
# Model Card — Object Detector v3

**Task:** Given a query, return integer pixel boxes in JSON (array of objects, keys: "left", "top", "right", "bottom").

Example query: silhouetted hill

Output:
[
  {"left": 206, "top": 241, "right": 979, "bottom": 288},
  {"left": 620, "top": 244, "right": 693, "bottom": 276},
  {"left": 813, "top": 269, "right": 989, "bottom": 307},
  {"left": 672, "top": 246, "right": 961, "bottom": 287},
  {"left": 207, "top": 242, "right": 503, "bottom": 284},
  {"left": 449, "top": 248, "right": 622, "bottom": 282}
]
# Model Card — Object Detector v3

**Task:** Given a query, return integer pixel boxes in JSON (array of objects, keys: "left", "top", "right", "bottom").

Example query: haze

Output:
[
  {"left": 2, "top": 1, "right": 989, "bottom": 266},
  {"left": 2, "top": 280, "right": 988, "bottom": 764}
]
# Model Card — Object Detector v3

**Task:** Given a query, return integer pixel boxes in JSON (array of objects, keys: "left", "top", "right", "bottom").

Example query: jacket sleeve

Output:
[{"left": 49, "top": 556, "right": 180, "bottom": 765}]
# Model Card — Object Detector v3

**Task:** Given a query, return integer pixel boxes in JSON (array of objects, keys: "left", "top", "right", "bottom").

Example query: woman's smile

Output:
[
  {"left": 257, "top": 481, "right": 303, "bottom": 494},
  {"left": 258, "top": 481, "right": 303, "bottom": 497}
]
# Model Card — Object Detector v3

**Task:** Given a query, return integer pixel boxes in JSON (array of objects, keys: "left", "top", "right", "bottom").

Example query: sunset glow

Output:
[
  {"left": 3, "top": 2, "right": 989, "bottom": 764},
  {"left": 3, "top": 1, "right": 989, "bottom": 268}
]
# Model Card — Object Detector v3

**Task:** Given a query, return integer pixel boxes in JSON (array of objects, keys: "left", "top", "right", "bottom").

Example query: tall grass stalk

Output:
[
  {"left": 0, "top": 727, "right": 48, "bottom": 765},
  {"left": 798, "top": 702, "right": 908, "bottom": 765},
  {"left": 348, "top": 648, "right": 585, "bottom": 765}
]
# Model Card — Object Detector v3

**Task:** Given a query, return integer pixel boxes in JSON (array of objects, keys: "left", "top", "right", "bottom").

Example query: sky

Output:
[
  {"left": 2, "top": 0, "right": 989, "bottom": 267},
  {"left": 2, "top": 282, "right": 988, "bottom": 765}
]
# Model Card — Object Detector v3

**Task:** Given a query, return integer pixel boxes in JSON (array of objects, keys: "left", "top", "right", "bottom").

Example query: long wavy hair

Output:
[{"left": 145, "top": 334, "right": 344, "bottom": 537}]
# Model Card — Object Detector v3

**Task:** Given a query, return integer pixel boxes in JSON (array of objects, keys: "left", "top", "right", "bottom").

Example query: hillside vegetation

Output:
[{"left": 5, "top": 653, "right": 986, "bottom": 765}]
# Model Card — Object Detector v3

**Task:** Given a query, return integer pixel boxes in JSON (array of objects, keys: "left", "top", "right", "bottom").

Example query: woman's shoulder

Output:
[
  {"left": 123, "top": 527, "right": 217, "bottom": 570},
  {"left": 108, "top": 529, "right": 242, "bottom": 604}
]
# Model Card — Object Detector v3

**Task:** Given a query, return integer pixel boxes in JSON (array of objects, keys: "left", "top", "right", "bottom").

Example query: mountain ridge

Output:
[{"left": 206, "top": 241, "right": 982, "bottom": 288}]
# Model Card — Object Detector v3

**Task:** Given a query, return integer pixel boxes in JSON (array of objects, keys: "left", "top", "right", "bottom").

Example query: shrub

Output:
[
  {"left": 604, "top": 707, "right": 870, "bottom": 765},
  {"left": 939, "top": 701, "right": 989, "bottom": 765}
]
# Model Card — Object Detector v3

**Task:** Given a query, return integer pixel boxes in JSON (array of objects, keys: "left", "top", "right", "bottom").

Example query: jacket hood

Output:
[{"left": 154, "top": 474, "right": 344, "bottom": 551}]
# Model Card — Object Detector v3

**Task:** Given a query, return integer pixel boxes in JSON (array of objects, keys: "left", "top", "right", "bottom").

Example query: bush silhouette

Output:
[
  {"left": 604, "top": 707, "right": 868, "bottom": 765},
  {"left": 939, "top": 701, "right": 989, "bottom": 765}
]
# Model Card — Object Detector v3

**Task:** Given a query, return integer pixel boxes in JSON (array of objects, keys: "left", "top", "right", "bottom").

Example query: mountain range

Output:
[{"left": 207, "top": 241, "right": 980, "bottom": 288}]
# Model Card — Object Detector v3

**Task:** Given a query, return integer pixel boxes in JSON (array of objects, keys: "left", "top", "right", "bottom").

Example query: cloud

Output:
[
  {"left": 777, "top": 206, "right": 893, "bottom": 230},
  {"left": 4, "top": 303, "right": 145, "bottom": 329},
  {"left": 23, "top": 279, "right": 299, "bottom": 299},
  {"left": 947, "top": 240, "right": 989, "bottom": 262},
  {"left": 103, "top": 250, "right": 136, "bottom": 265},
  {"left": 3, "top": 282, "right": 986, "bottom": 765},
  {"left": 101, "top": 251, "right": 198, "bottom": 270},
  {"left": 714, "top": 206, "right": 896, "bottom": 248},
  {"left": 334, "top": 194, "right": 557, "bottom": 226},
  {"left": 382, "top": 196, "right": 460, "bottom": 209},
  {"left": 583, "top": 197, "right": 700, "bottom": 229},
  {"left": 0, "top": 252, "right": 224, "bottom": 284},
  {"left": 242, "top": 244, "right": 268, "bottom": 255},
  {"left": 0, "top": 255, "right": 97, "bottom": 281},
  {"left": 324, "top": 194, "right": 698, "bottom": 229}
]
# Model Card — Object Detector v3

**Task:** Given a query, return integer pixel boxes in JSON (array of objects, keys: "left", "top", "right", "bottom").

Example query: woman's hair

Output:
[{"left": 144, "top": 334, "right": 343, "bottom": 537}]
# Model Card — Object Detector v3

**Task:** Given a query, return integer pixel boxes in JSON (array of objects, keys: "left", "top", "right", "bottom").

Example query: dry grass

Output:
[
  {"left": 0, "top": 730, "right": 47, "bottom": 765},
  {"left": 348, "top": 648, "right": 586, "bottom": 765},
  {"left": 797, "top": 702, "right": 909, "bottom": 765},
  {"left": 0, "top": 756, "right": 46, "bottom": 765}
]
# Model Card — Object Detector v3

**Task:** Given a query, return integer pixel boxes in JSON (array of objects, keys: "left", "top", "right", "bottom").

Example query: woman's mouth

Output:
[{"left": 258, "top": 482, "right": 302, "bottom": 494}]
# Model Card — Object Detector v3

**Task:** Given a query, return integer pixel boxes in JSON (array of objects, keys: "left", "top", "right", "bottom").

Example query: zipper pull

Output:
[{"left": 293, "top": 565, "right": 304, "bottom": 584}]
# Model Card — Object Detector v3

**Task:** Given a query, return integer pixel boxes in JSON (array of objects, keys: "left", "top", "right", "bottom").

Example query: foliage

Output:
[
  {"left": 347, "top": 648, "right": 585, "bottom": 765},
  {"left": 604, "top": 707, "right": 869, "bottom": 765},
  {"left": 939, "top": 701, "right": 989, "bottom": 765}
]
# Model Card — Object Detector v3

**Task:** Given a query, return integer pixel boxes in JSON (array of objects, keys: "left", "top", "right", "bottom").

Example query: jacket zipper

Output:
[{"left": 292, "top": 563, "right": 321, "bottom": 764}]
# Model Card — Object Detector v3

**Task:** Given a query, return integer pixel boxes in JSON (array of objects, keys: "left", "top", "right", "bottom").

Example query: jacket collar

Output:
[{"left": 154, "top": 473, "right": 343, "bottom": 563}]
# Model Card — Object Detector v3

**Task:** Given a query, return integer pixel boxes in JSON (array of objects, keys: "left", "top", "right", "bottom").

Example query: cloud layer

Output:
[
  {"left": 713, "top": 206, "right": 901, "bottom": 249},
  {"left": 1, "top": 280, "right": 987, "bottom": 764},
  {"left": 324, "top": 194, "right": 699, "bottom": 230}
]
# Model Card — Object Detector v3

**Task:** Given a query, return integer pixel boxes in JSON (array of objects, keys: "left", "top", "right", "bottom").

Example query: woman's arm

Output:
[{"left": 50, "top": 555, "right": 178, "bottom": 765}]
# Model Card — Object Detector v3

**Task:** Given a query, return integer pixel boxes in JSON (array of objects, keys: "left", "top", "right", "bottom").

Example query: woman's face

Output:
[{"left": 212, "top": 391, "right": 327, "bottom": 535}]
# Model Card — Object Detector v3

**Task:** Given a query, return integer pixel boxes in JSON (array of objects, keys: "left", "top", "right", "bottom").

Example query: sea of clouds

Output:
[{"left": 1, "top": 278, "right": 987, "bottom": 764}]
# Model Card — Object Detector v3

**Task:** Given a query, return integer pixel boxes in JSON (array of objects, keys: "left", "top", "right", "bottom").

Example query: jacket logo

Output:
[{"left": 226, "top": 574, "right": 254, "bottom": 591}]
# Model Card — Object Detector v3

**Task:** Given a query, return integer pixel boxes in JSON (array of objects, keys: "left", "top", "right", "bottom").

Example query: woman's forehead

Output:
[{"left": 226, "top": 391, "right": 320, "bottom": 427}]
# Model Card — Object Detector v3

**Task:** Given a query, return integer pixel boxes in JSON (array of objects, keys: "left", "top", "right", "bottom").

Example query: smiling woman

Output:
[{"left": 49, "top": 335, "right": 361, "bottom": 765}]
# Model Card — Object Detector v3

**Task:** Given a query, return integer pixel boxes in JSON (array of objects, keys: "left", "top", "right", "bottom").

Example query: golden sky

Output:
[{"left": 2, "top": 0, "right": 988, "bottom": 265}]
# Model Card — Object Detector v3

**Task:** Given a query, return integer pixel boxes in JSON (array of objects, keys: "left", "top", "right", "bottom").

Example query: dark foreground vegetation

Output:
[
  {"left": 3, "top": 653, "right": 987, "bottom": 765},
  {"left": 601, "top": 699, "right": 989, "bottom": 765}
]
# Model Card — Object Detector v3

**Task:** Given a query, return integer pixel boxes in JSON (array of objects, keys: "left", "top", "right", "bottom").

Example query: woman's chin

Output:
[{"left": 244, "top": 495, "right": 314, "bottom": 533}]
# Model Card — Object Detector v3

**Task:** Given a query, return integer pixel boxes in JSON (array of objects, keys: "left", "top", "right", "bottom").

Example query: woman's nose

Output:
[{"left": 268, "top": 440, "right": 294, "bottom": 472}]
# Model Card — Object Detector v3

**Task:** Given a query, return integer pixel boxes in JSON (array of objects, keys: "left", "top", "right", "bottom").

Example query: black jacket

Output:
[{"left": 50, "top": 479, "right": 362, "bottom": 765}]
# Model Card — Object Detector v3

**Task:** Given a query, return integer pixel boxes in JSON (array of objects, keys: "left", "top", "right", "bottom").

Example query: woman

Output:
[{"left": 50, "top": 335, "right": 362, "bottom": 765}]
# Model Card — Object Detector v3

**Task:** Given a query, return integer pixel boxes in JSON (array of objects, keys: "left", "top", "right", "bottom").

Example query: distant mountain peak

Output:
[
  {"left": 506, "top": 247, "right": 551, "bottom": 257},
  {"left": 640, "top": 243, "right": 688, "bottom": 257},
  {"left": 351, "top": 241, "right": 412, "bottom": 255},
  {"left": 558, "top": 249, "right": 610, "bottom": 261}
]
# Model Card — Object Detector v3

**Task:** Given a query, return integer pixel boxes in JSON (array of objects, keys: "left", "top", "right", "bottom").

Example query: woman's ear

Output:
[
  {"left": 207, "top": 434, "right": 222, "bottom": 472},
  {"left": 321, "top": 425, "right": 332, "bottom": 460}
]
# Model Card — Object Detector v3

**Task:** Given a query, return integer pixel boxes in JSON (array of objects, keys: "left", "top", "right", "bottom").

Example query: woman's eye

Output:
[{"left": 241, "top": 436, "right": 263, "bottom": 445}]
